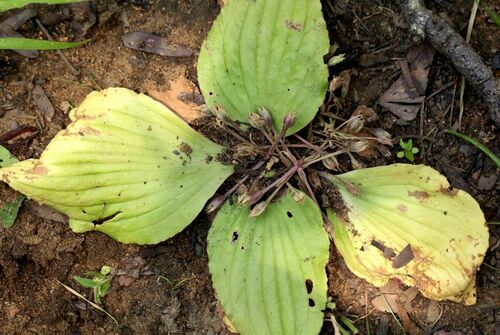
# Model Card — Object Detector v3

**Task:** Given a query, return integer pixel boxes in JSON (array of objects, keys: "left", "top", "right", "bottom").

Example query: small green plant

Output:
[
  {"left": 0, "top": 1, "right": 90, "bottom": 51},
  {"left": 483, "top": 2, "right": 500, "bottom": 26},
  {"left": 73, "top": 265, "right": 113, "bottom": 304},
  {"left": 159, "top": 275, "right": 194, "bottom": 291},
  {"left": 397, "top": 139, "right": 419, "bottom": 161},
  {"left": 0, "top": 146, "right": 24, "bottom": 228},
  {"left": 0, "top": 1, "right": 490, "bottom": 334}
]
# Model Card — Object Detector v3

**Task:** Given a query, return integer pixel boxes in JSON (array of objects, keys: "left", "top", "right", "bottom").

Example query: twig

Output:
[
  {"left": 401, "top": 0, "right": 500, "bottom": 126},
  {"left": 449, "top": 82, "right": 458, "bottom": 126},
  {"left": 458, "top": 0, "right": 480, "bottom": 129},
  {"left": 35, "top": 19, "right": 79, "bottom": 77},
  {"left": 425, "top": 80, "right": 457, "bottom": 101}
]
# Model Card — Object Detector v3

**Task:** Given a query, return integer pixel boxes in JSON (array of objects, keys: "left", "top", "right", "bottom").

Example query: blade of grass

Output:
[
  {"left": 445, "top": 130, "right": 500, "bottom": 168},
  {"left": 58, "top": 280, "right": 119, "bottom": 329},
  {"left": 0, "top": 38, "right": 89, "bottom": 50},
  {"left": 170, "top": 276, "right": 194, "bottom": 291},
  {"left": 0, "top": 0, "right": 88, "bottom": 12},
  {"left": 383, "top": 295, "right": 406, "bottom": 335},
  {"left": 340, "top": 316, "right": 360, "bottom": 334},
  {"left": 458, "top": 0, "right": 480, "bottom": 129}
]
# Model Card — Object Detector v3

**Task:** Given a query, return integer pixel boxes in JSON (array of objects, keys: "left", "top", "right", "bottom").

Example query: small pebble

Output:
[
  {"left": 459, "top": 144, "right": 478, "bottom": 156},
  {"left": 477, "top": 174, "right": 497, "bottom": 191},
  {"left": 75, "top": 302, "right": 87, "bottom": 310},
  {"left": 118, "top": 275, "right": 135, "bottom": 287}
]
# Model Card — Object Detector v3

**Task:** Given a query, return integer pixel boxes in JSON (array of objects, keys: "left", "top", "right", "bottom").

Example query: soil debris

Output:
[{"left": 145, "top": 76, "right": 205, "bottom": 123}]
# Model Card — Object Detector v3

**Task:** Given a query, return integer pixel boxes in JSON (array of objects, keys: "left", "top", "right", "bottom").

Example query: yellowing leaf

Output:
[
  {"left": 0, "top": 88, "right": 233, "bottom": 244},
  {"left": 323, "top": 164, "right": 489, "bottom": 305},
  {"left": 208, "top": 189, "right": 329, "bottom": 335}
]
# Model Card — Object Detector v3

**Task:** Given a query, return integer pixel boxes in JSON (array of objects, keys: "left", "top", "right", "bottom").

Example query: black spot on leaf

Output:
[
  {"left": 93, "top": 212, "right": 121, "bottom": 226},
  {"left": 231, "top": 231, "right": 239, "bottom": 243},
  {"left": 305, "top": 279, "right": 313, "bottom": 294}
]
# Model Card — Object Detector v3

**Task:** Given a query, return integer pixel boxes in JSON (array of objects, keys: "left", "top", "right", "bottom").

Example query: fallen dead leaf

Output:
[
  {"left": 122, "top": 31, "right": 193, "bottom": 57},
  {"left": 32, "top": 85, "right": 55, "bottom": 122},
  {"left": 26, "top": 200, "right": 68, "bottom": 223},
  {"left": 144, "top": 76, "right": 205, "bottom": 123},
  {"left": 378, "top": 43, "right": 435, "bottom": 121},
  {"left": 372, "top": 280, "right": 420, "bottom": 335},
  {"left": 425, "top": 300, "right": 442, "bottom": 324}
]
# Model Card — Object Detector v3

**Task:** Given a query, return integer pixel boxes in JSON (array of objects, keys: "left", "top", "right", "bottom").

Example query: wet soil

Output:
[{"left": 0, "top": 0, "right": 498, "bottom": 334}]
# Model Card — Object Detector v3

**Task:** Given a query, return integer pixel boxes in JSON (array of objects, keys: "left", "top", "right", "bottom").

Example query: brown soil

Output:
[{"left": 0, "top": 1, "right": 498, "bottom": 334}]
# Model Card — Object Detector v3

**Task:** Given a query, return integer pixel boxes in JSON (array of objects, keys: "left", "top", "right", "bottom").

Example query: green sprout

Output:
[
  {"left": 397, "top": 139, "right": 419, "bottom": 162},
  {"left": 73, "top": 265, "right": 113, "bottom": 304}
]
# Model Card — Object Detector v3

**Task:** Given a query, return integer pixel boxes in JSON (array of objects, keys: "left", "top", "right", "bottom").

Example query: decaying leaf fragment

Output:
[
  {"left": 323, "top": 164, "right": 488, "bottom": 305},
  {"left": 0, "top": 88, "right": 233, "bottom": 244}
]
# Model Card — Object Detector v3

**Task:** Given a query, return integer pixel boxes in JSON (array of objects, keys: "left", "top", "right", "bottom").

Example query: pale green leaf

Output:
[
  {"left": 323, "top": 164, "right": 489, "bottom": 305},
  {"left": 208, "top": 189, "right": 329, "bottom": 335},
  {"left": 0, "top": 145, "right": 19, "bottom": 168},
  {"left": 0, "top": 88, "right": 233, "bottom": 244},
  {"left": 197, "top": 0, "right": 330, "bottom": 135},
  {"left": 0, "top": 0, "right": 88, "bottom": 12},
  {"left": 0, "top": 194, "right": 24, "bottom": 228},
  {"left": 404, "top": 150, "right": 414, "bottom": 161},
  {"left": 0, "top": 38, "right": 90, "bottom": 50},
  {"left": 0, "top": 145, "right": 24, "bottom": 229},
  {"left": 100, "top": 265, "right": 112, "bottom": 276},
  {"left": 73, "top": 276, "right": 98, "bottom": 289}
]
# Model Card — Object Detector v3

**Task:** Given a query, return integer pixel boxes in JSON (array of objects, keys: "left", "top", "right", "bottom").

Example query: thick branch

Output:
[{"left": 401, "top": 0, "right": 500, "bottom": 126}]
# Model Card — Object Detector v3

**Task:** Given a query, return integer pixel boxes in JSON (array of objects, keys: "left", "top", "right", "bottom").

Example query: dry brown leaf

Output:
[
  {"left": 378, "top": 44, "right": 435, "bottom": 121},
  {"left": 122, "top": 31, "right": 193, "bottom": 57},
  {"left": 144, "top": 76, "right": 204, "bottom": 124},
  {"left": 372, "top": 280, "right": 420, "bottom": 335},
  {"left": 26, "top": 200, "right": 68, "bottom": 223},
  {"left": 32, "top": 85, "right": 55, "bottom": 122}
]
